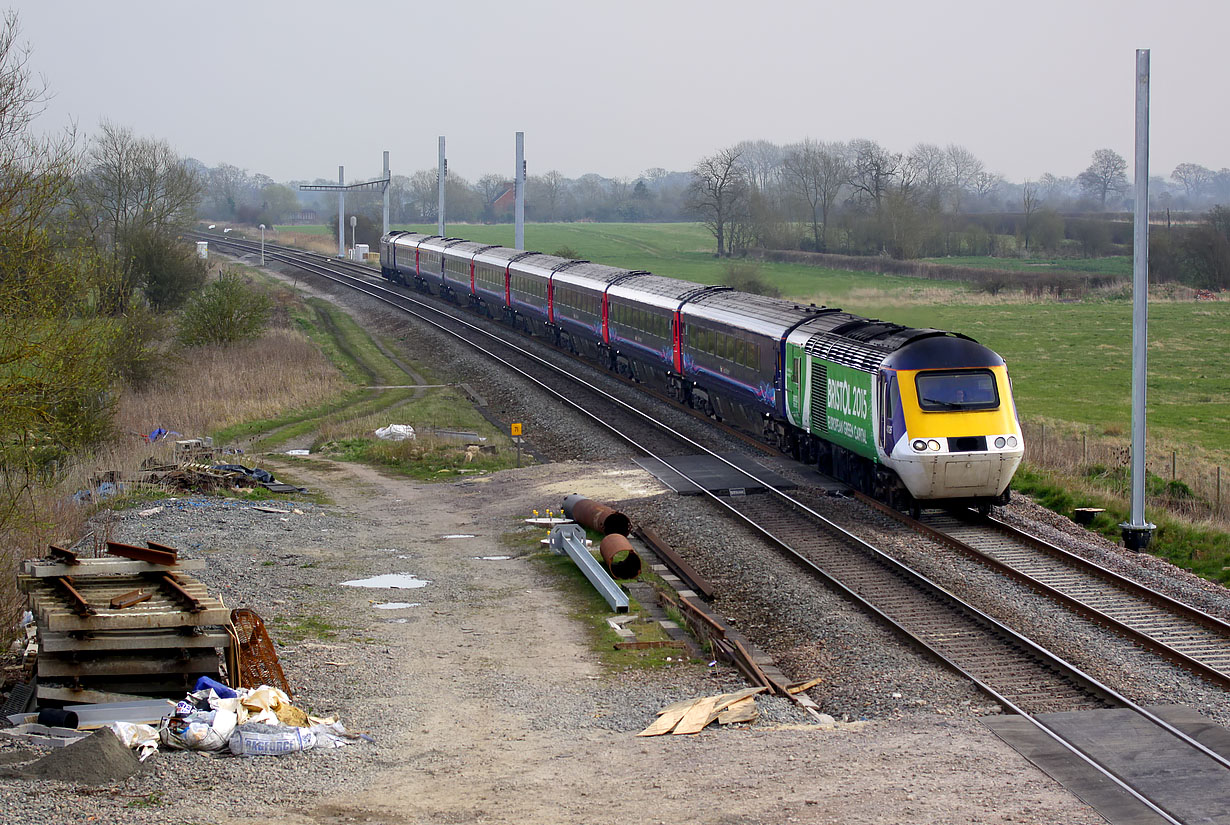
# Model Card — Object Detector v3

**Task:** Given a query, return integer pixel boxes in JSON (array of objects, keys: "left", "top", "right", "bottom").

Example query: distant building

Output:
[
  {"left": 285, "top": 210, "right": 318, "bottom": 225},
  {"left": 493, "top": 187, "right": 516, "bottom": 214}
]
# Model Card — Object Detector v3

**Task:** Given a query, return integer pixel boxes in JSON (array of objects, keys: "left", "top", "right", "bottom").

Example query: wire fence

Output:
[{"left": 1020, "top": 420, "right": 1227, "bottom": 525}]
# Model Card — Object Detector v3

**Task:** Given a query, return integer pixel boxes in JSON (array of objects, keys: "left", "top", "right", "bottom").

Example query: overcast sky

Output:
[{"left": 12, "top": 0, "right": 1228, "bottom": 186}]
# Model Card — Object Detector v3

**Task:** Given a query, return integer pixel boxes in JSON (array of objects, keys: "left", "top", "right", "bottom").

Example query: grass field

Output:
[
  {"left": 277, "top": 222, "right": 1228, "bottom": 462},
  {"left": 921, "top": 255, "right": 1134, "bottom": 276}
]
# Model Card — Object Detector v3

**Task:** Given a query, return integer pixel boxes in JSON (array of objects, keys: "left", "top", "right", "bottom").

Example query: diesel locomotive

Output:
[{"left": 380, "top": 231, "right": 1023, "bottom": 513}]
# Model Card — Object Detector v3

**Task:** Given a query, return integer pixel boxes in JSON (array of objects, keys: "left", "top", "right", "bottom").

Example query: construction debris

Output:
[
  {"left": 19, "top": 542, "right": 230, "bottom": 701},
  {"left": 637, "top": 687, "right": 768, "bottom": 736}
]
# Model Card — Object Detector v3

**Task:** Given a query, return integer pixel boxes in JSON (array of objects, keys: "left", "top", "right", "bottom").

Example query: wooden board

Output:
[
  {"left": 673, "top": 696, "right": 721, "bottom": 735},
  {"left": 39, "top": 628, "right": 230, "bottom": 653},
  {"left": 638, "top": 701, "right": 696, "bottom": 737},
  {"left": 717, "top": 697, "right": 759, "bottom": 725},
  {"left": 22, "top": 558, "right": 205, "bottom": 579},
  {"left": 36, "top": 685, "right": 161, "bottom": 705},
  {"left": 38, "top": 652, "right": 220, "bottom": 678}
]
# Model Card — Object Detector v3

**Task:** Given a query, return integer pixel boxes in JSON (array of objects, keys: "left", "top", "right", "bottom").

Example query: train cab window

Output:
[{"left": 915, "top": 369, "right": 999, "bottom": 411}]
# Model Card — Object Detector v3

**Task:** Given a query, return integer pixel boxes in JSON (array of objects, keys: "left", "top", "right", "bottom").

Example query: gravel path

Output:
[{"left": 0, "top": 459, "right": 1103, "bottom": 824}]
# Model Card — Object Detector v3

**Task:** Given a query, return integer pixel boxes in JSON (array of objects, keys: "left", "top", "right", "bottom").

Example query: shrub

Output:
[
  {"left": 176, "top": 271, "right": 273, "bottom": 347},
  {"left": 723, "top": 261, "right": 780, "bottom": 297},
  {"left": 553, "top": 246, "right": 582, "bottom": 259},
  {"left": 125, "top": 229, "right": 208, "bottom": 312}
]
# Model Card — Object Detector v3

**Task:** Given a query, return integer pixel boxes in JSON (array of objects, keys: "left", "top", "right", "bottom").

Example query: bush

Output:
[
  {"left": 111, "top": 303, "right": 168, "bottom": 389},
  {"left": 553, "top": 246, "right": 582, "bottom": 259},
  {"left": 723, "top": 261, "right": 780, "bottom": 297},
  {"left": 176, "top": 271, "right": 273, "bottom": 347},
  {"left": 125, "top": 229, "right": 208, "bottom": 312}
]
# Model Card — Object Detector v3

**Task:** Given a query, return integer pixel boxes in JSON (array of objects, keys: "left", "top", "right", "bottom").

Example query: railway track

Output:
[{"left": 199, "top": 232, "right": 1230, "bottom": 821}]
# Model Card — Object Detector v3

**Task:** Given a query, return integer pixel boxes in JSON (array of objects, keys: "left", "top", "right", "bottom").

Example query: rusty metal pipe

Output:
[
  {"left": 562, "top": 495, "right": 630, "bottom": 536},
  {"left": 599, "top": 534, "right": 641, "bottom": 579}
]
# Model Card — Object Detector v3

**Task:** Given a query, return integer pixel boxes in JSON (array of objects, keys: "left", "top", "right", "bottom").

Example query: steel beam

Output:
[{"left": 549, "top": 525, "right": 628, "bottom": 612}]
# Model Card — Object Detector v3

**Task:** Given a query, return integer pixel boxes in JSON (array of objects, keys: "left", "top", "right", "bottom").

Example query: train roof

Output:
[
  {"left": 473, "top": 246, "right": 535, "bottom": 266},
  {"left": 443, "top": 241, "right": 499, "bottom": 258},
  {"left": 418, "top": 236, "right": 469, "bottom": 253},
  {"left": 792, "top": 311, "right": 980, "bottom": 372},
  {"left": 511, "top": 253, "right": 578, "bottom": 278},
  {"left": 388, "top": 232, "right": 434, "bottom": 247},
  {"left": 552, "top": 261, "right": 642, "bottom": 292},
  {"left": 607, "top": 275, "right": 708, "bottom": 310},
  {"left": 683, "top": 290, "right": 830, "bottom": 339}
]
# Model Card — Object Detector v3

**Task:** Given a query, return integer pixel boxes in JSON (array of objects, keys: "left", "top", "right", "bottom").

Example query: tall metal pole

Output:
[
  {"left": 382, "top": 150, "right": 390, "bottom": 237},
  {"left": 337, "top": 165, "right": 345, "bottom": 258},
  {"left": 515, "top": 131, "right": 525, "bottom": 250},
  {"left": 437, "top": 137, "right": 446, "bottom": 237},
  {"left": 1122, "top": 49, "right": 1156, "bottom": 552}
]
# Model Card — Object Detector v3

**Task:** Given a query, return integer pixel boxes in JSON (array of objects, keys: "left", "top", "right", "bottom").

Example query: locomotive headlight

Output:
[
  {"left": 927, "top": 439, "right": 941, "bottom": 452},
  {"left": 1007, "top": 436, "right": 1018, "bottom": 448},
  {"left": 912, "top": 439, "right": 927, "bottom": 452},
  {"left": 994, "top": 436, "right": 1006, "bottom": 449}
]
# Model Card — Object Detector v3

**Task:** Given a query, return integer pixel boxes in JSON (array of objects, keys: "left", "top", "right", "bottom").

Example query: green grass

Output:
[
  {"left": 277, "top": 222, "right": 1229, "bottom": 468},
  {"left": 271, "top": 614, "right": 349, "bottom": 642},
  {"left": 921, "top": 255, "right": 1133, "bottom": 276},
  {"left": 1011, "top": 465, "right": 1230, "bottom": 584}
]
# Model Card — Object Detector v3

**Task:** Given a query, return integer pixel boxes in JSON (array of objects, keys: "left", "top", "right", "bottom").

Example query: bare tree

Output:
[
  {"left": 529, "top": 169, "right": 566, "bottom": 221},
  {"left": 907, "top": 142, "right": 951, "bottom": 199},
  {"left": 1021, "top": 180, "right": 1039, "bottom": 252},
  {"left": 73, "top": 120, "right": 201, "bottom": 248},
  {"left": 1077, "top": 148, "right": 1129, "bottom": 210},
  {"left": 476, "top": 173, "right": 507, "bottom": 206},
  {"left": 944, "top": 144, "right": 984, "bottom": 211},
  {"left": 686, "top": 146, "right": 748, "bottom": 257},
  {"left": 848, "top": 138, "right": 900, "bottom": 212},
  {"left": 783, "top": 139, "right": 848, "bottom": 251},
  {"left": 1171, "top": 162, "right": 1214, "bottom": 200},
  {"left": 734, "top": 139, "right": 784, "bottom": 195}
]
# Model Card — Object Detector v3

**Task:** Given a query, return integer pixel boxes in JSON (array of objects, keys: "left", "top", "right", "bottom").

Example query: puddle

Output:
[
  {"left": 341, "top": 573, "right": 430, "bottom": 589},
  {"left": 474, "top": 555, "right": 511, "bottom": 561},
  {"left": 441, "top": 534, "right": 476, "bottom": 539},
  {"left": 373, "top": 602, "right": 420, "bottom": 610}
]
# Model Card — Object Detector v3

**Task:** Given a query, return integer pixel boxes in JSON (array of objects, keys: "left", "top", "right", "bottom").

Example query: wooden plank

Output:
[
  {"left": 39, "top": 629, "right": 230, "bottom": 653},
  {"left": 23, "top": 558, "right": 205, "bottom": 578},
  {"left": 717, "top": 697, "right": 759, "bottom": 725},
  {"left": 672, "top": 696, "right": 720, "bottom": 735},
  {"left": 638, "top": 700, "right": 698, "bottom": 737},
  {"left": 38, "top": 652, "right": 220, "bottom": 678},
  {"left": 787, "top": 676, "right": 824, "bottom": 695},
  {"left": 37, "top": 685, "right": 162, "bottom": 704},
  {"left": 109, "top": 589, "right": 151, "bottom": 610}
]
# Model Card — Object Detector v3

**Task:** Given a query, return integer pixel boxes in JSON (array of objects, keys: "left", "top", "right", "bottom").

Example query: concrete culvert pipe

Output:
[
  {"left": 562, "top": 495, "right": 630, "bottom": 536},
  {"left": 599, "top": 534, "right": 641, "bottom": 579}
]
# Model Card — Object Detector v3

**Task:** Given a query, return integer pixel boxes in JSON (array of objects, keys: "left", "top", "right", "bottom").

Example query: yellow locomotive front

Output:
[{"left": 880, "top": 337, "right": 1023, "bottom": 510}]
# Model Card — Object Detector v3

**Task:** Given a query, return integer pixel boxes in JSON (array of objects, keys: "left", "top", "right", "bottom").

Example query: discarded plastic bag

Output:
[
  {"left": 159, "top": 708, "right": 237, "bottom": 752},
  {"left": 109, "top": 722, "right": 159, "bottom": 762},
  {"left": 374, "top": 424, "right": 415, "bottom": 442},
  {"left": 228, "top": 722, "right": 316, "bottom": 756},
  {"left": 308, "top": 720, "right": 368, "bottom": 749}
]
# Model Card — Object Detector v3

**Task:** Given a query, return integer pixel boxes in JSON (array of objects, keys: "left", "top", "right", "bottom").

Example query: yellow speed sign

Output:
[{"left": 511, "top": 423, "right": 522, "bottom": 437}]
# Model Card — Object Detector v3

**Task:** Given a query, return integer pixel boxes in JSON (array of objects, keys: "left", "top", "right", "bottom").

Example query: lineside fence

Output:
[{"left": 1020, "top": 420, "right": 1227, "bottom": 525}]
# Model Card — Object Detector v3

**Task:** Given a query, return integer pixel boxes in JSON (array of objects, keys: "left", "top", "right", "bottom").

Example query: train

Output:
[{"left": 379, "top": 231, "right": 1024, "bottom": 513}]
